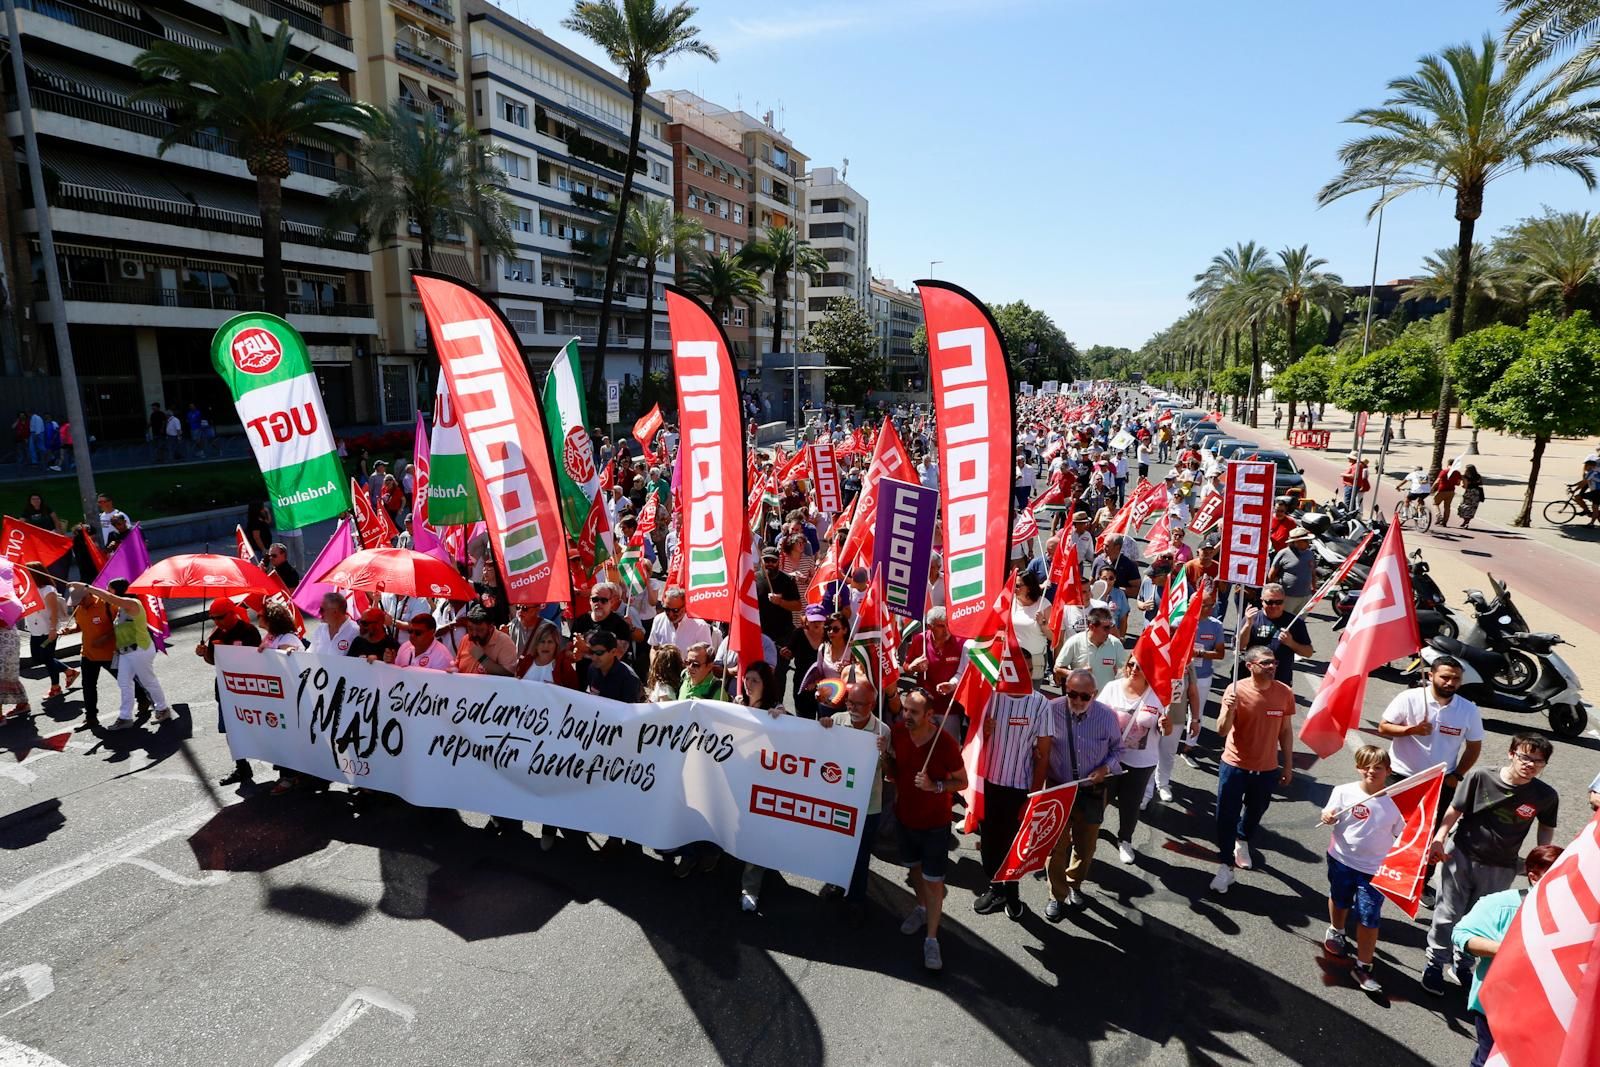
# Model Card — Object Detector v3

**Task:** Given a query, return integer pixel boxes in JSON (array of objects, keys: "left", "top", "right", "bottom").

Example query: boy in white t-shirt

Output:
[{"left": 1319, "top": 745, "right": 1406, "bottom": 993}]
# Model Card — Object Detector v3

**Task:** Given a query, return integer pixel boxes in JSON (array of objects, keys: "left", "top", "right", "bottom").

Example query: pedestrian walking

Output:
[
  {"left": 1097, "top": 659, "right": 1170, "bottom": 866},
  {"left": 76, "top": 579, "right": 173, "bottom": 732},
  {"left": 973, "top": 650, "right": 1055, "bottom": 920},
  {"left": 1318, "top": 745, "right": 1406, "bottom": 993},
  {"left": 882, "top": 686, "right": 964, "bottom": 970},
  {"left": 1209, "top": 645, "right": 1295, "bottom": 894},
  {"left": 201, "top": 596, "right": 260, "bottom": 780},
  {"left": 21, "top": 562, "right": 76, "bottom": 699},
  {"left": 0, "top": 614, "right": 31, "bottom": 722},
  {"left": 1044, "top": 670, "right": 1123, "bottom": 917},
  {"left": 1457, "top": 465, "right": 1485, "bottom": 529}
]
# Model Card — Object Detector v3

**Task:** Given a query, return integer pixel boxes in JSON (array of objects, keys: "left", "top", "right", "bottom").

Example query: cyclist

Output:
[
  {"left": 1399, "top": 466, "right": 1431, "bottom": 521},
  {"left": 1578, "top": 459, "right": 1600, "bottom": 523}
]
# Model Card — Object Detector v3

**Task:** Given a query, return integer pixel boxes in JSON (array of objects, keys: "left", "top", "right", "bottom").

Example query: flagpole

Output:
[
  {"left": 1285, "top": 529, "right": 1377, "bottom": 635},
  {"left": 1322, "top": 762, "right": 1445, "bottom": 822}
]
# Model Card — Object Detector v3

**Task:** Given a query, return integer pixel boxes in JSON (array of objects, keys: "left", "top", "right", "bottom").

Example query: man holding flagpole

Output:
[{"left": 972, "top": 646, "right": 1054, "bottom": 921}]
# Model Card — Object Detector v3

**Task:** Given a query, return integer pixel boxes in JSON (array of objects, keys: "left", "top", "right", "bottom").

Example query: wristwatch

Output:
[{"left": 934, "top": 780, "right": 944, "bottom": 793}]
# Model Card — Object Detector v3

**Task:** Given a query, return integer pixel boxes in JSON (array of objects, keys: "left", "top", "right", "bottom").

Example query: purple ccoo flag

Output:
[{"left": 872, "top": 478, "right": 940, "bottom": 619}]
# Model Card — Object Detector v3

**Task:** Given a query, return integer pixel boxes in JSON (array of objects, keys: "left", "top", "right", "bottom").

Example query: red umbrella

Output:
[
  {"left": 127, "top": 554, "right": 280, "bottom": 597},
  {"left": 322, "top": 547, "right": 475, "bottom": 601}
]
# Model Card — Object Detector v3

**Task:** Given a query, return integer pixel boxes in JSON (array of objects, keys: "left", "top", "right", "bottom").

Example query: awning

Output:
[
  {"left": 35, "top": 149, "right": 189, "bottom": 202},
  {"left": 82, "top": 0, "right": 140, "bottom": 18},
  {"left": 29, "top": 239, "right": 114, "bottom": 259},
  {"left": 428, "top": 88, "right": 462, "bottom": 113},
  {"left": 409, "top": 249, "right": 476, "bottom": 284},
  {"left": 24, "top": 55, "right": 164, "bottom": 113},
  {"left": 688, "top": 145, "right": 748, "bottom": 181},
  {"left": 148, "top": 9, "right": 228, "bottom": 51},
  {"left": 397, "top": 73, "right": 427, "bottom": 104}
]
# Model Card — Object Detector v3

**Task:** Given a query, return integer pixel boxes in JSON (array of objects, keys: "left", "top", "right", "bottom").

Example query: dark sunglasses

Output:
[
  {"left": 1066, "top": 691, "right": 1094, "bottom": 701},
  {"left": 1262, "top": 599, "right": 1285, "bottom": 606}
]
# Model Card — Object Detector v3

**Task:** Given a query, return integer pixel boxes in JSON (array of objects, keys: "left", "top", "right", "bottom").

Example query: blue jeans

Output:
[
  {"left": 846, "top": 811, "right": 880, "bottom": 902},
  {"left": 1215, "top": 762, "right": 1276, "bottom": 862},
  {"left": 1471, "top": 1012, "right": 1493, "bottom": 1067}
]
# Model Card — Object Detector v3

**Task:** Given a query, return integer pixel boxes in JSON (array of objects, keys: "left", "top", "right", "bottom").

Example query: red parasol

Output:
[
  {"left": 127, "top": 554, "right": 281, "bottom": 597},
  {"left": 322, "top": 547, "right": 475, "bottom": 601}
]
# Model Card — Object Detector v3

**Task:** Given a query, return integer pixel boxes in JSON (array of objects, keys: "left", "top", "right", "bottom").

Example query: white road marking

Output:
[
  {"left": 0, "top": 800, "right": 223, "bottom": 928},
  {"left": 305, "top": 843, "right": 353, "bottom": 871},
  {"left": 113, "top": 858, "right": 230, "bottom": 888},
  {"left": 0, "top": 965, "right": 53, "bottom": 1018},
  {"left": 0, "top": 1035, "right": 71, "bottom": 1066},
  {"left": 272, "top": 987, "right": 416, "bottom": 1067}
]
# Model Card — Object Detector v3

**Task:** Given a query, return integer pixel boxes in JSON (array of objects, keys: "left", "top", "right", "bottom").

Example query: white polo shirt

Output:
[
  {"left": 1380, "top": 688, "right": 1484, "bottom": 775},
  {"left": 310, "top": 617, "right": 360, "bottom": 656}
]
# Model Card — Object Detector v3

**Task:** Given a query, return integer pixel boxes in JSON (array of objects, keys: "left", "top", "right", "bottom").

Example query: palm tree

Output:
[
  {"left": 741, "top": 225, "right": 827, "bottom": 354},
  {"left": 329, "top": 103, "right": 516, "bottom": 275},
  {"left": 1270, "top": 245, "right": 1345, "bottom": 426},
  {"left": 132, "top": 18, "right": 372, "bottom": 317},
  {"left": 562, "top": 0, "right": 716, "bottom": 411},
  {"left": 1496, "top": 208, "right": 1600, "bottom": 314},
  {"left": 624, "top": 198, "right": 703, "bottom": 381},
  {"left": 1317, "top": 33, "right": 1600, "bottom": 476},
  {"left": 1190, "top": 241, "right": 1278, "bottom": 427},
  {"left": 681, "top": 250, "right": 764, "bottom": 334},
  {"left": 1502, "top": 0, "right": 1600, "bottom": 68}
]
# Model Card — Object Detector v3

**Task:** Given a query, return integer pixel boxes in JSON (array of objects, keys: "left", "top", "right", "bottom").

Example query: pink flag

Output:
[
  {"left": 412, "top": 411, "right": 431, "bottom": 530},
  {"left": 292, "top": 517, "right": 357, "bottom": 618},
  {"left": 94, "top": 525, "right": 168, "bottom": 650}
]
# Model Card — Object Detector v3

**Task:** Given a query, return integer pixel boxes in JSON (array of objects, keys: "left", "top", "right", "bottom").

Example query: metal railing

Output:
[
  {"left": 60, "top": 280, "right": 372, "bottom": 317},
  {"left": 21, "top": 0, "right": 160, "bottom": 48},
  {"left": 51, "top": 187, "right": 365, "bottom": 252},
  {"left": 231, "top": 0, "right": 352, "bottom": 49},
  {"left": 394, "top": 0, "right": 455, "bottom": 25},
  {"left": 395, "top": 41, "right": 457, "bottom": 80}
]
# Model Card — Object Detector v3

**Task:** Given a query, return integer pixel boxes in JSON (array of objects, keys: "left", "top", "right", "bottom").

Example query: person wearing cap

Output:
[
  {"left": 587, "top": 629, "right": 643, "bottom": 702},
  {"left": 366, "top": 459, "right": 389, "bottom": 508},
  {"left": 756, "top": 546, "right": 802, "bottom": 644},
  {"left": 454, "top": 603, "right": 517, "bottom": 676},
  {"left": 192, "top": 594, "right": 260, "bottom": 782},
  {"left": 1268, "top": 529, "right": 1318, "bottom": 617},
  {"left": 349, "top": 607, "right": 399, "bottom": 663},
  {"left": 779, "top": 606, "right": 828, "bottom": 719},
  {"left": 395, "top": 613, "right": 455, "bottom": 672}
]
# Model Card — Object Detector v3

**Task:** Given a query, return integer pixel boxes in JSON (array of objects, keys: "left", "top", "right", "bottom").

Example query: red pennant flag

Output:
[
  {"left": 73, "top": 527, "right": 107, "bottom": 578},
  {"left": 1, "top": 516, "right": 73, "bottom": 567},
  {"left": 1480, "top": 812, "right": 1600, "bottom": 1067},
  {"left": 1096, "top": 499, "right": 1134, "bottom": 555},
  {"left": 1144, "top": 514, "right": 1174, "bottom": 557},
  {"left": 633, "top": 403, "right": 664, "bottom": 451},
  {"left": 1299, "top": 520, "right": 1419, "bottom": 758},
  {"left": 1010, "top": 504, "right": 1039, "bottom": 546},
  {"left": 1369, "top": 763, "right": 1446, "bottom": 917},
  {"left": 572, "top": 492, "right": 612, "bottom": 589},
  {"left": 1133, "top": 573, "right": 1201, "bottom": 702},
  {"left": 235, "top": 524, "right": 256, "bottom": 563},
  {"left": 839, "top": 418, "right": 913, "bottom": 573},
  {"left": 664, "top": 286, "right": 742, "bottom": 623},
  {"left": 805, "top": 539, "right": 841, "bottom": 608},
  {"left": 728, "top": 534, "right": 765, "bottom": 679},
  {"left": 919, "top": 280, "right": 1014, "bottom": 639},
  {"left": 637, "top": 491, "right": 661, "bottom": 534},
  {"left": 993, "top": 782, "right": 1081, "bottom": 882},
  {"left": 952, "top": 664, "right": 995, "bottom": 834},
  {"left": 1127, "top": 480, "right": 1166, "bottom": 530},
  {"left": 777, "top": 446, "right": 811, "bottom": 484},
  {"left": 349, "top": 476, "right": 398, "bottom": 549},
  {"left": 1046, "top": 539, "right": 1083, "bottom": 639},
  {"left": 1188, "top": 485, "right": 1225, "bottom": 534},
  {"left": 598, "top": 459, "right": 615, "bottom": 494}
]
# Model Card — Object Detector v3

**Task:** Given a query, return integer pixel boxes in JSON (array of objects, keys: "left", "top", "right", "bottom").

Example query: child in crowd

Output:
[{"left": 1319, "top": 745, "right": 1406, "bottom": 993}]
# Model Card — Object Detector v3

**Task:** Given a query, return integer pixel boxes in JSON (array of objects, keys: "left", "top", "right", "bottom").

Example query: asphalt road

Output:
[{"left": 2, "top": 457, "right": 1598, "bottom": 1066}]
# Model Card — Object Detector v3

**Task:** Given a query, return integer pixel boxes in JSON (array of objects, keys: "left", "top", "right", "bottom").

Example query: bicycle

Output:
[
  {"left": 1392, "top": 488, "right": 1434, "bottom": 533},
  {"left": 1543, "top": 480, "right": 1596, "bottom": 526}
]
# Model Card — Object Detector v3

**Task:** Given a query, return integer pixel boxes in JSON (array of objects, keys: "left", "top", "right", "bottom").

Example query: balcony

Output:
[
  {"left": 230, "top": 0, "right": 353, "bottom": 50},
  {"left": 395, "top": 40, "right": 458, "bottom": 80},
  {"left": 391, "top": 0, "right": 454, "bottom": 26},
  {"left": 59, "top": 280, "right": 368, "bottom": 317},
  {"left": 43, "top": 181, "right": 363, "bottom": 253}
]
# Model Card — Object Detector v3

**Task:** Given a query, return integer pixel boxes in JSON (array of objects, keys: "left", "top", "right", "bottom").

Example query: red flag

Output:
[
  {"left": 1, "top": 516, "right": 73, "bottom": 567},
  {"left": 664, "top": 286, "right": 742, "bottom": 623},
  {"left": 1306, "top": 529, "right": 1377, "bottom": 609},
  {"left": 412, "top": 411, "right": 431, "bottom": 529},
  {"left": 637, "top": 491, "right": 661, "bottom": 534},
  {"left": 994, "top": 782, "right": 1081, "bottom": 881},
  {"left": 74, "top": 527, "right": 107, "bottom": 578},
  {"left": 633, "top": 403, "right": 664, "bottom": 451},
  {"left": 1046, "top": 539, "right": 1083, "bottom": 638},
  {"left": 850, "top": 572, "right": 902, "bottom": 692},
  {"left": 920, "top": 280, "right": 1014, "bottom": 638},
  {"left": 1095, "top": 499, "right": 1134, "bottom": 555},
  {"left": 952, "top": 665, "right": 995, "bottom": 833},
  {"left": 1144, "top": 514, "right": 1174, "bottom": 557},
  {"left": 1188, "top": 486, "right": 1225, "bottom": 534},
  {"left": 414, "top": 271, "right": 571, "bottom": 605},
  {"left": 840, "top": 419, "right": 913, "bottom": 571},
  {"left": 1133, "top": 573, "right": 1201, "bottom": 702},
  {"left": 1127, "top": 480, "right": 1167, "bottom": 530},
  {"left": 10, "top": 558, "right": 44, "bottom": 619},
  {"left": 349, "top": 476, "right": 398, "bottom": 549},
  {"left": 235, "top": 524, "right": 257, "bottom": 563},
  {"left": 810, "top": 441, "right": 841, "bottom": 515},
  {"left": 1481, "top": 812, "right": 1600, "bottom": 1067},
  {"left": 1010, "top": 504, "right": 1039, "bottom": 546},
  {"left": 1029, "top": 475, "right": 1067, "bottom": 511},
  {"left": 1298, "top": 519, "right": 1419, "bottom": 758},
  {"left": 777, "top": 446, "right": 811, "bottom": 484},
  {"left": 1368, "top": 763, "right": 1446, "bottom": 917},
  {"left": 572, "top": 492, "right": 611, "bottom": 589},
  {"left": 1220, "top": 460, "right": 1276, "bottom": 587},
  {"left": 805, "top": 539, "right": 841, "bottom": 608},
  {"left": 728, "top": 534, "right": 765, "bottom": 678},
  {"left": 598, "top": 459, "right": 615, "bottom": 494}
]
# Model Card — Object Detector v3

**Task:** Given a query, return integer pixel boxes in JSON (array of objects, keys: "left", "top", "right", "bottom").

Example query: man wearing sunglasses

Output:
[
  {"left": 348, "top": 607, "right": 399, "bottom": 664},
  {"left": 1209, "top": 645, "right": 1296, "bottom": 894},
  {"left": 575, "top": 581, "right": 644, "bottom": 670},
  {"left": 1053, "top": 606, "right": 1128, "bottom": 692},
  {"left": 1044, "top": 669, "right": 1124, "bottom": 918},
  {"left": 646, "top": 586, "right": 714, "bottom": 657},
  {"left": 1236, "top": 582, "right": 1313, "bottom": 685}
]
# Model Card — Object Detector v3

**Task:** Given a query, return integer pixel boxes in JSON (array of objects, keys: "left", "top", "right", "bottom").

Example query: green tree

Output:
[
  {"left": 910, "top": 323, "right": 928, "bottom": 360},
  {"left": 992, "top": 301, "right": 1078, "bottom": 380},
  {"left": 680, "top": 250, "right": 763, "bottom": 334},
  {"left": 562, "top": 0, "right": 717, "bottom": 411},
  {"left": 133, "top": 18, "right": 373, "bottom": 317},
  {"left": 1466, "top": 311, "right": 1600, "bottom": 524},
  {"left": 1496, "top": 208, "right": 1600, "bottom": 316},
  {"left": 1503, "top": 0, "right": 1600, "bottom": 69},
  {"left": 1269, "top": 245, "right": 1344, "bottom": 426},
  {"left": 1332, "top": 319, "right": 1446, "bottom": 437},
  {"left": 1318, "top": 33, "right": 1600, "bottom": 477},
  {"left": 330, "top": 103, "right": 516, "bottom": 278},
  {"left": 1448, "top": 322, "right": 1529, "bottom": 405},
  {"left": 1270, "top": 346, "right": 1338, "bottom": 411},
  {"left": 624, "top": 199, "right": 703, "bottom": 383},
  {"left": 741, "top": 225, "right": 826, "bottom": 355},
  {"left": 804, "top": 298, "right": 882, "bottom": 401},
  {"left": 1213, "top": 363, "right": 1253, "bottom": 402}
]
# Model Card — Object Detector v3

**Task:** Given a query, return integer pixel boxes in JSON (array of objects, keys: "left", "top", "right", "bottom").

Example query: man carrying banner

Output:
[
  {"left": 1318, "top": 745, "right": 1407, "bottom": 993},
  {"left": 1210, "top": 645, "right": 1295, "bottom": 894},
  {"left": 1044, "top": 669, "right": 1123, "bottom": 917},
  {"left": 882, "top": 687, "right": 965, "bottom": 971},
  {"left": 1422, "top": 732, "right": 1560, "bottom": 996}
]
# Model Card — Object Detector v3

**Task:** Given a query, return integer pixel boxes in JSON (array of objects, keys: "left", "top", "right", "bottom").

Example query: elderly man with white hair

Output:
[{"left": 648, "top": 585, "right": 716, "bottom": 656}]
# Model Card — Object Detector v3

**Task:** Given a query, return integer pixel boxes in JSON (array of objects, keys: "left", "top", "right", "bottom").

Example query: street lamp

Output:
[
  {"left": 928, "top": 259, "right": 942, "bottom": 280},
  {"left": 791, "top": 172, "right": 811, "bottom": 438}
]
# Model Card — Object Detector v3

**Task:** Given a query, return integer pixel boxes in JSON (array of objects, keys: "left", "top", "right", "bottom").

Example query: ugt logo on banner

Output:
[{"left": 994, "top": 782, "right": 1080, "bottom": 881}]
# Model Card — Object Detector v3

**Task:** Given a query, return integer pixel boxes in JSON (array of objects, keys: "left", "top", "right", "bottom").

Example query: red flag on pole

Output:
[
  {"left": 1220, "top": 460, "right": 1276, "bottom": 588},
  {"left": 1, "top": 516, "right": 73, "bottom": 567},
  {"left": 1010, "top": 504, "right": 1039, "bottom": 546},
  {"left": 235, "top": 524, "right": 257, "bottom": 563},
  {"left": 1369, "top": 763, "right": 1447, "bottom": 917},
  {"left": 1298, "top": 519, "right": 1420, "bottom": 758},
  {"left": 840, "top": 418, "right": 913, "bottom": 572},
  {"left": 810, "top": 441, "right": 841, "bottom": 515},
  {"left": 919, "top": 280, "right": 1014, "bottom": 639},
  {"left": 1188, "top": 486, "right": 1225, "bottom": 534},
  {"left": 1480, "top": 812, "right": 1600, "bottom": 1067},
  {"left": 1133, "top": 573, "right": 1201, "bottom": 702},
  {"left": 993, "top": 782, "right": 1081, "bottom": 881},
  {"left": 728, "top": 533, "right": 765, "bottom": 678},
  {"left": 633, "top": 403, "right": 664, "bottom": 451},
  {"left": 1144, "top": 513, "right": 1174, "bottom": 557},
  {"left": 1046, "top": 539, "right": 1083, "bottom": 639},
  {"left": 349, "top": 476, "right": 398, "bottom": 549}
]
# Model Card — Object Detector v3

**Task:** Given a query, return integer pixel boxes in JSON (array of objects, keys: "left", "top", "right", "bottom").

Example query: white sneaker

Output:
[
  {"left": 922, "top": 937, "right": 943, "bottom": 971},
  {"left": 1157, "top": 785, "right": 1174, "bottom": 803},
  {"left": 1209, "top": 865, "right": 1236, "bottom": 893},
  {"left": 740, "top": 891, "right": 758, "bottom": 912},
  {"left": 1233, "top": 840, "right": 1253, "bottom": 870},
  {"left": 899, "top": 904, "right": 927, "bottom": 935},
  {"left": 1117, "top": 841, "right": 1137, "bottom": 865},
  {"left": 1065, "top": 885, "right": 1086, "bottom": 908}
]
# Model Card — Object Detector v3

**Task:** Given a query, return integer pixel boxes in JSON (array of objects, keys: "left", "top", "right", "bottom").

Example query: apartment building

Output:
[
  {"left": 803, "top": 166, "right": 868, "bottom": 332},
  {"left": 464, "top": 0, "right": 674, "bottom": 387},
  {"left": 870, "top": 276, "right": 925, "bottom": 399},
  {"left": 4, "top": 0, "right": 376, "bottom": 439},
  {"left": 665, "top": 120, "right": 751, "bottom": 361},
  {"left": 347, "top": 0, "right": 474, "bottom": 422},
  {"left": 659, "top": 90, "right": 811, "bottom": 372}
]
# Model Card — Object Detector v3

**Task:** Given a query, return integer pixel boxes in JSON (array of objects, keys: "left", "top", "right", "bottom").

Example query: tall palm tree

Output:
[
  {"left": 132, "top": 18, "right": 372, "bottom": 317},
  {"left": 624, "top": 198, "right": 703, "bottom": 381},
  {"left": 1496, "top": 208, "right": 1600, "bottom": 314},
  {"left": 1318, "top": 34, "right": 1600, "bottom": 475},
  {"left": 1502, "top": 0, "right": 1600, "bottom": 68},
  {"left": 681, "top": 250, "right": 764, "bottom": 333},
  {"left": 1270, "top": 245, "right": 1345, "bottom": 425},
  {"left": 1190, "top": 241, "right": 1278, "bottom": 427},
  {"left": 741, "top": 225, "right": 827, "bottom": 354},
  {"left": 329, "top": 103, "right": 516, "bottom": 275},
  {"left": 562, "top": 0, "right": 716, "bottom": 411}
]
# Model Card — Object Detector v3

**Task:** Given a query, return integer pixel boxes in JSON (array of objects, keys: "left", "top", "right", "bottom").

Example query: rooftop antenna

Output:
[{"left": 841, "top": 157, "right": 849, "bottom": 180}]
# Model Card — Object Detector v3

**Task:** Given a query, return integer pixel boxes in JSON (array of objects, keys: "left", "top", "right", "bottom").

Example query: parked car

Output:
[{"left": 1248, "top": 448, "right": 1306, "bottom": 492}]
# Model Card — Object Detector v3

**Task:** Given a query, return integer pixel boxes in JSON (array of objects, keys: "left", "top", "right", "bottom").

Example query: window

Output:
[
  {"left": 703, "top": 233, "right": 715, "bottom": 252},
  {"left": 499, "top": 96, "right": 528, "bottom": 127},
  {"left": 651, "top": 161, "right": 667, "bottom": 182},
  {"left": 513, "top": 207, "right": 533, "bottom": 232},
  {"left": 734, "top": 175, "right": 743, "bottom": 189},
  {"left": 771, "top": 147, "right": 789, "bottom": 170},
  {"left": 731, "top": 238, "right": 743, "bottom": 254},
  {"left": 473, "top": 89, "right": 482, "bottom": 116},
  {"left": 732, "top": 204, "right": 743, "bottom": 224},
  {"left": 731, "top": 307, "right": 745, "bottom": 326},
  {"left": 718, "top": 235, "right": 729, "bottom": 253},
  {"left": 505, "top": 307, "right": 539, "bottom": 336},
  {"left": 687, "top": 194, "right": 700, "bottom": 210},
  {"left": 503, "top": 257, "right": 534, "bottom": 281},
  {"left": 500, "top": 151, "right": 531, "bottom": 181},
  {"left": 686, "top": 157, "right": 699, "bottom": 172},
  {"left": 653, "top": 281, "right": 666, "bottom": 300}
]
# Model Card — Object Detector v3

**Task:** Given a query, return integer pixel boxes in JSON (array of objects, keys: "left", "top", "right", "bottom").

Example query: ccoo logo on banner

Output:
[{"left": 1219, "top": 460, "right": 1276, "bottom": 587}]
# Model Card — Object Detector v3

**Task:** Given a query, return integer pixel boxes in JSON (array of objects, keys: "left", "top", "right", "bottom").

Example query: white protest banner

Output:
[{"left": 214, "top": 648, "right": 876, "bottom": 885}]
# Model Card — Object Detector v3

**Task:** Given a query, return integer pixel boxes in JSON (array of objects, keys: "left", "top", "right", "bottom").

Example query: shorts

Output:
[
  {"left": 1327, "top": 854, "right": 1384, "bottom": 928},
  {"left": 1406, "top": 489, "right": 1430, "bottom": 500},
  {"left": 897, "top": 822, "right": 951, "bottom": 882}
]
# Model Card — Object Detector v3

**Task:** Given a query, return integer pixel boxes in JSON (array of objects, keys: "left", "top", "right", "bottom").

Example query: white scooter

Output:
[{"left": 1418, "top": 642, "right": 1590, "bottom": 738}]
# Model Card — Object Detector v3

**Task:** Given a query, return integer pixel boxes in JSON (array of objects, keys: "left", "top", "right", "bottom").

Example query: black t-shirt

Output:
[
  {"left": 1450, "top": 767, "right": 1560, "bottom": 867},
  {"left": 1242, "top": 611, "right": 1312, "bottom": 683},
  {"left": 273, "top": 561, "right": 301, "bottom": 588},
  {"left": 756, "top": 566, "right": 800, "bottom": 639},
  {"left": 572, "top": 612, "right": 634, "bottom": 668},
  {"left": 22, "top": 507, "right": 54, "bottom": 531},
  {"left": 588, "top": 660, "right": 643, "bottom": 703},
  {"left": 208, "top": 620, "right": 261, "bottom": 652},
  {"left": 349, "top": 634, "right": 399, "bottom": 660}
]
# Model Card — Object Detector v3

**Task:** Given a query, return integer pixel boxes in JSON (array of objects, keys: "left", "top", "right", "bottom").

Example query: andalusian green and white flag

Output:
[
  {"left": 210, "top": 313, "right": 348, "bottom": 529},
  {"left": 543, "top": 340, "right": 606, "bottom": 549},
  {"left": 427, "top": 376, "right": 482, "bottom": 525}
]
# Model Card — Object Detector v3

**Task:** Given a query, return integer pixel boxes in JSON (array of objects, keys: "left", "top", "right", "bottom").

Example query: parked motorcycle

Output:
[
  {"left": 1329, "top": 549, "right": 1456, "bottom": 639},
  {"left": 1418, "top": 642, "right": 1588, "bottom": 738}
]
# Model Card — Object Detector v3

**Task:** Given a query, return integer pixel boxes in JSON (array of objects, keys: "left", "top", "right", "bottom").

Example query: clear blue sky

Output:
[{"left": 508, "top": 0, "right": 1591, "bottom": 349}]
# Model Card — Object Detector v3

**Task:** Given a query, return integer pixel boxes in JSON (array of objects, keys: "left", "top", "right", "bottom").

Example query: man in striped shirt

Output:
[
  {"left": 973, "top": 649, "right": 1056, "bottom": 920},
  {"left": 1045, "top": 669, "right": 1123, "bottom": 918}
]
